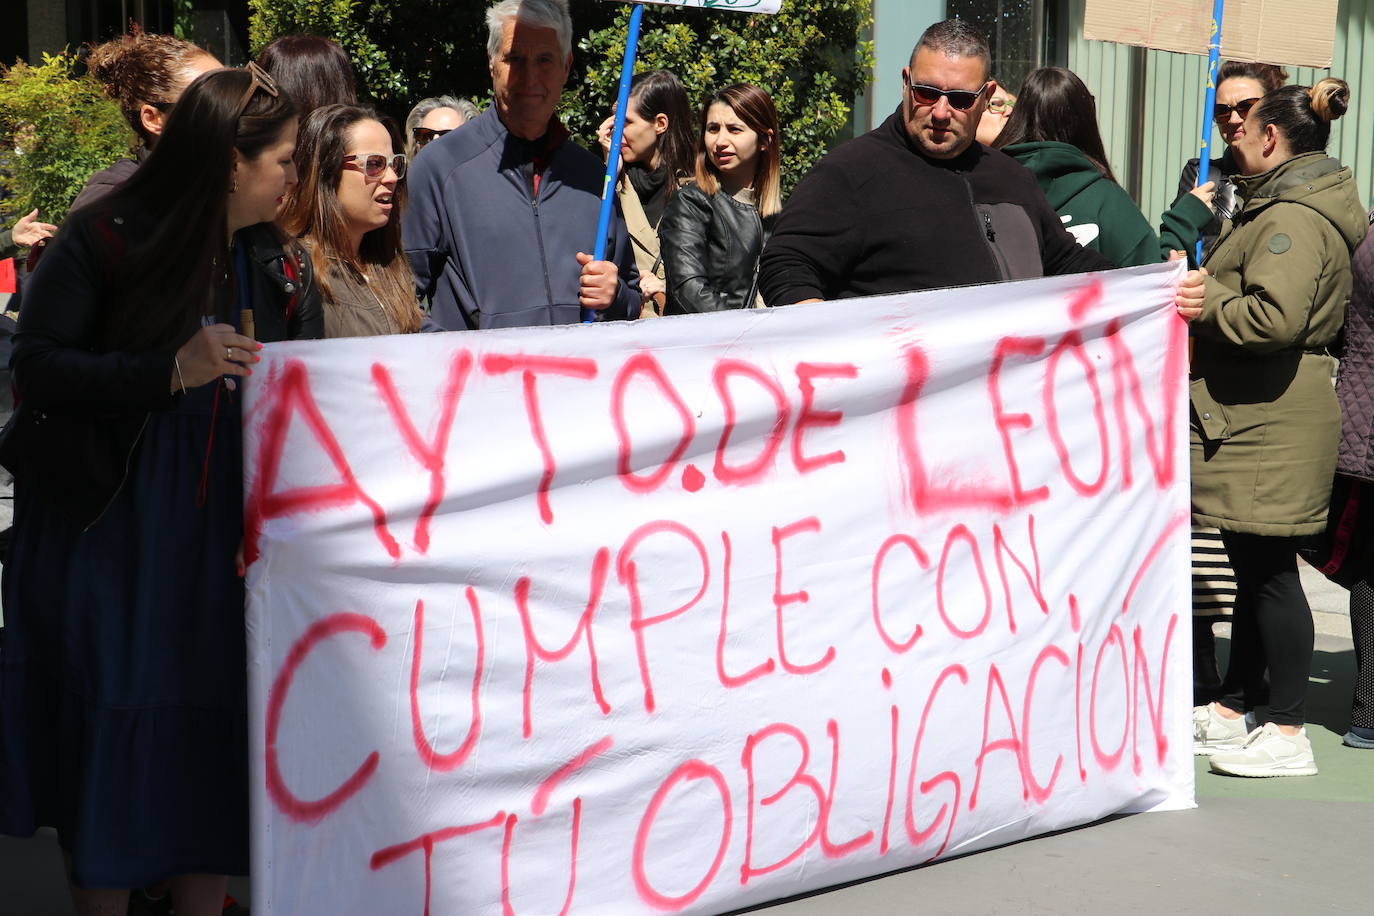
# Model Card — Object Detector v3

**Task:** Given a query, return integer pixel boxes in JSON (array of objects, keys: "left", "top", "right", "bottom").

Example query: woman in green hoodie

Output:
[
  {"left": 1176, "top": 78, "right": 1366, "bottom": 777},
  {"left": 993, "top": 67, "right": 1213, "bottom": 267}
]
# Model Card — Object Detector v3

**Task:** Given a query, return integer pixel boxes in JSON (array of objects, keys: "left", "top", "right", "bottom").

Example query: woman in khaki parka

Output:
[
  {"left": 1176, "top": 79, "right": 1367, "bottom": 777},
  {"left": 597, "top": 70, "right": 696, "bottom": 318}
]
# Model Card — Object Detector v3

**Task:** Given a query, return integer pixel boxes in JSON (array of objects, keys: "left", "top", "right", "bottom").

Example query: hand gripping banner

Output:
[{"left": 243, "top": 262, "right": 1194, "bottom": 914}]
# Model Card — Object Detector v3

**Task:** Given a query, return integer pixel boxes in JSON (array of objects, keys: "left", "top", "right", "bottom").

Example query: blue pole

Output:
[
  {"left": 1195, "top": 0, "right": 1226, "bottom": 266},
  {"left": 584, "top": 2, "right": 646, "bottom": 323}
]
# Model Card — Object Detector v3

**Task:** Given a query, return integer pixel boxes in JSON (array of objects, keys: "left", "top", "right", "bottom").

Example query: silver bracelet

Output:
[{"left": 174, "top": 355, "right": 187, "bottom": 394}]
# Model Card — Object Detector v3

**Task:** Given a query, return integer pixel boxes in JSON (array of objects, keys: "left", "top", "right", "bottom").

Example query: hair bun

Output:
[{"left": 1309, "top": 78, "right": 1350, "bottom": 122}]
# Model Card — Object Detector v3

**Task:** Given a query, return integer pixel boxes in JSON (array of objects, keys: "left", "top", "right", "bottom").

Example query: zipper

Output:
[
  {"left": 961, "top": 174, "right": 1010, "bottom": 280},
  {"left": 83, "top": 413, "right": 150, "bottom": 532},
  {"left": 528, "top": 167, "right": 556, "bottom": 317},
  {"left": 746, "top": 204, "right": 764, "bottom": 308}
]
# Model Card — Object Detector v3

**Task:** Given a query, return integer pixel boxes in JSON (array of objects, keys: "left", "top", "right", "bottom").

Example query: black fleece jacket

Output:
[{"left": 759, "top": 108, "right": 1114, "bottom": 305}]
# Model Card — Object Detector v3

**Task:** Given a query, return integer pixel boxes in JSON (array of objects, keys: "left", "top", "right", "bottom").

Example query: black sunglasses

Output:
[
  {"left": 343, "top": 153, "right": 408, "bottom": 180},
  {"left": 908, "top": 81, "right": 989, "bottom": 111},
  {"left": 412, "top": 126, "right": 454, "bottom": 147},
  {"left": 1213, "top": 97, "right": 1260, "bottom": 121}
]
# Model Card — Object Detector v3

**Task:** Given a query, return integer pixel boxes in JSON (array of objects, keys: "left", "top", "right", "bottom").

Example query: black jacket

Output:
[
  {"left": 759, "top": 108, "right": 1113, "bottom": 305},
  {"left": 1176, "top": 149, "right": 1241, "bottom": 259},
  {"left": 240, "top": 223, "right": 322, "bottom": 343},
  {"left": 660, "top": 183, "right": 774, "bottom": 314},
  {"left": 0, "top": 203, "right": 321, "bottom": 526},
  {"left": 69, "top": 152, "right": 144, "bottom": 213}
]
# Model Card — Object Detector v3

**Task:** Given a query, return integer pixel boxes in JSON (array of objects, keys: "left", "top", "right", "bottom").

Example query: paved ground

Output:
[
  {"left": 755, "top": 565, "right": 1369, "bottom": 915},
  {"left": 4, "top": 568, "right": 1369, "bottom": 914}
]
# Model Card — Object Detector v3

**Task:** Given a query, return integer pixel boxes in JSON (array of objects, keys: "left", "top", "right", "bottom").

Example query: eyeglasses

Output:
[
  {"left": 412, "top": 127, "right": 454, "bottom": 148},
  {"left": 234, "top": 61, "right": 279, "bottom": 122},
  {"left": 1213, "top": 97, "right": 1260, "bottom": 122},
  {"left": 986, "top": 96, "right": 1015, "bottom": 115},
  {"left": 908, "top": 81, "right": 989, "bottom": 111},
  {"left": 343, "top": 153, "right": 408, "bottom": 180}
]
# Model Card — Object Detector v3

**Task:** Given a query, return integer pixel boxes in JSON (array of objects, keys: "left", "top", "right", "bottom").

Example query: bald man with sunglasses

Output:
[{"left": 760, "top": 19, "right": 1111, "bottom": 307}]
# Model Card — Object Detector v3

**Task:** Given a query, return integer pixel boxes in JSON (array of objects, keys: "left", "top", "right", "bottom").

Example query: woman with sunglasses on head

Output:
[
  {"left": 405, "top": 96, "right": 481, "bottom": 160},
  {"left": 660, "top": 84, "right": 781, "bottom": 315},
  {"left": 1175, "top": 79, "right": 1366, "bottom": 777},
  {"left": 1175, "top": 61, "right": 1288, "bottom": 261},
  {"left": 0, "top": 65, "right": 306, "bottom": 914},
  {"left": 994, "top": 66, "right": 1214, "bottom": 267},
  {"left": 280, "top": 104, "right": 424, "bottom": 338},
  {"left": 76, "top": 35, "right": 317, "bottom": 344},
  {"left": 74, "top": 32, "right": 222, "bottom": 211},
  {"left": 597, "top": 70, "right": 696, "bottom": 318}
]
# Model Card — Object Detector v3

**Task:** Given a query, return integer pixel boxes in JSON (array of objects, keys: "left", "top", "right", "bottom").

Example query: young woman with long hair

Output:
[
  {"left": 660, "top": 83, "right": 781, "bottom": 315},
  {"left": 74, "top": 31, "right": 221, "bottom": 210},
  {"left": 993, "top": 66, "right": 1213, "bottom": 267},
  {"left": 1177, "top": 78, "right": 1365, "bottom": 777},
  {"left": 279, "top": 104, "right": 424, "bottom": 337},
  {"left": 597, "top": 69, "right": 696, "bottom": 316},
  {"left": 0, "top": 65, "right": 311, "bottom": 915}
]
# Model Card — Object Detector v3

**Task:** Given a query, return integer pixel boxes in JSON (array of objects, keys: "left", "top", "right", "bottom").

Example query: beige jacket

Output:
[{"left": 617, "top": 173, "right": 672, "bottom": 318}]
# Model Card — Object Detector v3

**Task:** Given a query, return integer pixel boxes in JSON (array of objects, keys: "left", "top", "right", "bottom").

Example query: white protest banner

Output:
[{"left": 243, "top": 262, "right": 1193, "bottom": 915}]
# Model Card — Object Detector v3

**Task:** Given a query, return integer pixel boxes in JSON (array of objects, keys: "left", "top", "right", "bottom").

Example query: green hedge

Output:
[
  {"left": 247, "top": 0, "right": 873, "bottom": 195},
  {"left": 0, "top": 52, "right": 134, "bottom": 225}
]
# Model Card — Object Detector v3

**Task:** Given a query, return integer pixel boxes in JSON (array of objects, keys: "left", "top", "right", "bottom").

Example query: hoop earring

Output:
[{"left": 230, "top": 180, "right": 238, "bottom": 193}]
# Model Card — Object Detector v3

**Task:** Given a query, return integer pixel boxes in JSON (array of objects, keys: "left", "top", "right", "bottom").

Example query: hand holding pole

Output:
[{"left": 585, "top": 2, "right": 647, "bottom": 323}]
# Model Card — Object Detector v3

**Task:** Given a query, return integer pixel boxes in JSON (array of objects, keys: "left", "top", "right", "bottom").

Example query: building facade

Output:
[{"left": 8, "top": 0, "right": 250, "bottom": 71}]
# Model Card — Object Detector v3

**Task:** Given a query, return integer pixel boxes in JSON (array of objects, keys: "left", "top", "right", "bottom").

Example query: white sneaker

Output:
[
  {"left": 1193, "top": 704, "right": 1250, "bottom": 756},
  {"left": 1208, "top": 722, "right": 1318, "bottom": 777}
]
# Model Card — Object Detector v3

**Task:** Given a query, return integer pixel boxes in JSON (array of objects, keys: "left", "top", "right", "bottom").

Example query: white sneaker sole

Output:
[
  {"left": 1208, "top": 759, "right": 1318, "bottom": 777},
  {"left": 1194, "top": 740, "right": 1246, "bottom": 757}
]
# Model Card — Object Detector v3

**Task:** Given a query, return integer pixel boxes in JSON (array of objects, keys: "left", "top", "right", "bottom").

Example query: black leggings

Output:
[
  {"left": 1349, "top": 580, "right": 1374, "bottom": 728},
  {"left": 1218, "top": 531, "right": 1313, "bottom": 727}
]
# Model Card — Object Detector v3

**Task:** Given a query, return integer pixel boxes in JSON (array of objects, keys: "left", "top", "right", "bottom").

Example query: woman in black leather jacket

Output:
[{"left": 660, "top": 84, "right": 781, "bottom": 315}]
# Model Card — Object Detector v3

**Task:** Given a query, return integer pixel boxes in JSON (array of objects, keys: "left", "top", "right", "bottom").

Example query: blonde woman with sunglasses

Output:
[
  {"left": 280, "top": 104, "right": 425, "bottom": 338},
  {"left": 0, "top": 66, "right": 304, "bottom": 916}
]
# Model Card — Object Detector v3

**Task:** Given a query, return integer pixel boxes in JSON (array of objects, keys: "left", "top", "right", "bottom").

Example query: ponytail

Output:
[
  {"left": 1309, "top": 77, "right": 1350, "bottom": 123},
  {"left": 1251, "top": 78, "right": 1350, "bottom": 154}
]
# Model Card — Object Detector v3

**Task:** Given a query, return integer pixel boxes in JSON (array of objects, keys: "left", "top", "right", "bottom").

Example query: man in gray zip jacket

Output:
[{"left": 404, "top": 0, "right": 640, "bottom": 330}]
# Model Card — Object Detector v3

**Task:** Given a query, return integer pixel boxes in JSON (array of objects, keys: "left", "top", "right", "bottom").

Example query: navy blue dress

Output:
[{"left": 0, "top": 218, "right": 249, "bottom": 887}]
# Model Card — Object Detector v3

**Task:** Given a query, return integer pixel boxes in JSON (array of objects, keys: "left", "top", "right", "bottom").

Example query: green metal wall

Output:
[{"left": 1065, "top": 0, "right": 1373, "bottom": 226}]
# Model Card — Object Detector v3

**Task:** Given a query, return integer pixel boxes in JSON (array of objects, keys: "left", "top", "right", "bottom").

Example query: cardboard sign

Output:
[
  {"left": 1084, "top": 0, "right": 1339, "bottom": 69},
  {"left": 602, "top": 0, "right": 783, "bottom": 13},
  {"left": 243, "top": 263, "right": 1193, "bottom": 915}
]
